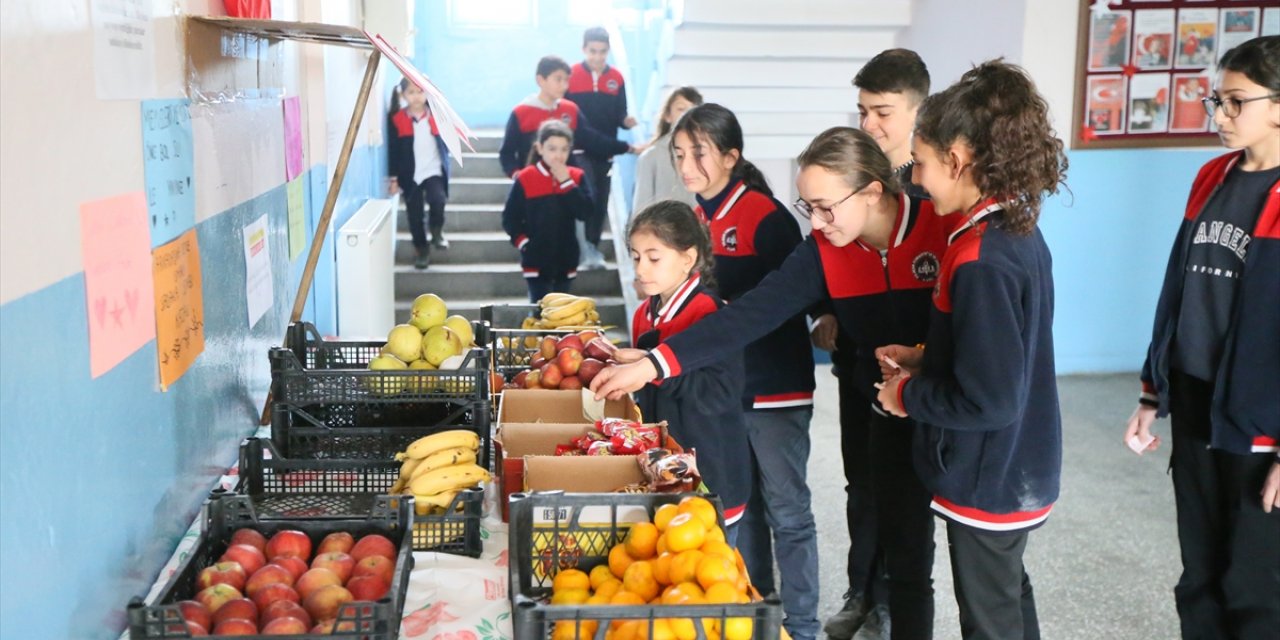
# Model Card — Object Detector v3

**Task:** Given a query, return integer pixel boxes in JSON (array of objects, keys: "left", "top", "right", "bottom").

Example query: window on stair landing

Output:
[{"left": 447, "top": 0, "right": 535, "bottom": 27}]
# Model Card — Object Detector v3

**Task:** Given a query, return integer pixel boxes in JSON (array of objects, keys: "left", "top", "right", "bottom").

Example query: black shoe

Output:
[
  {"left": 850, "top": 605, "right": 889, "bottom": 640},
  {"left": 430, "top": 229, "right": 449, "bottom": 250},
  {"left": 414, "top": 247, "right": 430, "bottom": 270},
  {"left": 823, "top": 591, "right": 869, "bottom": 640}
]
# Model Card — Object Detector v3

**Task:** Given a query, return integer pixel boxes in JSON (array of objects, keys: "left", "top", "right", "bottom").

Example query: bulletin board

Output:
[{"left": 1071, "top": 0, "right": 1280, "bottom": 149}]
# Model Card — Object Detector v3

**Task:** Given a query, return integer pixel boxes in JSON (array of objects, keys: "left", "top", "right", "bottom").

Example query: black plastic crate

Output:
[
  {"left": 481, "top": 304, "right": 576, "bottom": 381},
  {"left": 127, "top": 494, "right": 414, "bottom": 639},
  {"left": 507, "top": 493, "right": 783, "bottom": 640},
  {"left": 235, "top": 437, "right": 483, "bottom": 556},
  {"left": 270, "top": 400, "right": 490, "bottom": 468}
]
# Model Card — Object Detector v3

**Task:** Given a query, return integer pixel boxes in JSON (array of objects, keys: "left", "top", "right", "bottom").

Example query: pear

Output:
[
  {"left": 422, "top": 325, "right": 463, "bottom": 367},
  {"left": 443, "top": 315, "right": 474, "bottom": 347},
  {"left": 407, "top": 358, "right": 437, "bottom": 393},
  {"left": 365, "top": 354, "right": 408, "bottom": 395},
  {"left": 384, "top": 324, "right": 423, "bottom": 363},
  {"left": 409, "top": 293, "right": 448, "bottom": 332}
]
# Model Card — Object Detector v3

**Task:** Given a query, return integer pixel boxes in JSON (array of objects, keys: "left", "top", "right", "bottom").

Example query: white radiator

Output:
[{"left": 336, "top": 197, "right": 396, "bottom": 338}]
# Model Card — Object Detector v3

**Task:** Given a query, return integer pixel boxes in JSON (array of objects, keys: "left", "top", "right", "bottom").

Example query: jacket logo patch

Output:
[
  {"left": 606, "top": 78, "right": 619, "bottom": 92},
  {"left": 721, "top": 227, "right": 738, "bottom": 253},
  {"left": 912, "top": 252, "right": 940, "bottom": 281}
]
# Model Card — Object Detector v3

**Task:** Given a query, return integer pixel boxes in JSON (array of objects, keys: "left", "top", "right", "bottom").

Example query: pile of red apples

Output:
[{"left": 509, "top": 330, "right": 617, "bottom": 391}]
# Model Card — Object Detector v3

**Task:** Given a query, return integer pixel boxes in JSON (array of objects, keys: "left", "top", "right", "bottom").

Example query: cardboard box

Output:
[{"left": 497, "top": 389, "right": 639, "bottom": 424}]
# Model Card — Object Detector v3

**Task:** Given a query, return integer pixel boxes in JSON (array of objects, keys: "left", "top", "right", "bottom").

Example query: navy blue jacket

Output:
[
  {"left": 1140, "top": 151, "right": 1280, "bottom": 457},
  {"left": 695, "top": 181, "right": 815, "bottom": 410},
  {"left": 633, "top": 275, "right": 751, "bottom": 523},
  {"left": 387, "top": 109, "right": 451, "bottom": 195},
  {"left": 498, "top": 96, "right": 629, "bottom": 177},
  {"left": 898, "top": 201, "right": 1060, "bottom": 533},
  {"left": 501, "top": 161, "right": 592, "bottom": 280},
  {"left": 566, "top": 62, "right": 628, "bottom": 161}
]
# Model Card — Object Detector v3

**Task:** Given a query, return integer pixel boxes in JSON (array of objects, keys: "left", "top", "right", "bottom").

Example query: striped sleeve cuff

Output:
[
  {"left": 514, "top": 235, "right": 529, "bottom": 250},
  {"left": 1139, "top": 380, "right": 1158, "bottom": 408},
  {"left": 647, "top": 344, "right": 681, "bottom": 380},
  {"left": 897, "top": 375, "right": 911, "bottom": 416}
]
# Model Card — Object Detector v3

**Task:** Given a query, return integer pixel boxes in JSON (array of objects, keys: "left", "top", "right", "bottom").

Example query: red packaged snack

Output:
[
  {"left": 554, "top": 444, "right": 583, "bottom": 456},
  {"left": 587, "top": 441, "right": 614, "bottom": 456},
  {"left": 596, "top": 418, "right": 643, "bottom": 437},
  {"left": 609, "top": 426, "right": 661, "bottom": 455},
  {"left": 638, "top": 449, "right": 701, "bottom": 493}
]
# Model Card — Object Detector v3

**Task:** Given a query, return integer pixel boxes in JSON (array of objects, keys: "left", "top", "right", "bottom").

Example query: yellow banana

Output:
[
  {"left": 542, "top": 298, "right": 594, "bottom": 321},
  {"left": 409, "top": 463, "right": 490, "bottom": 496},
  {"left": 409, "top": 446, "right": 478, "bottom": 481},
  {"left": 539, "top": 293, "right": 577, "bottom": 307},
  {"left": 542, "top": 311, "right": 588, "bottom": 328},
  {"left": 413, "top": 490, "right": 460, "bottom": 515},
  {"left": 404, "top": 429, "right": 480, "bottom": 460},
  {"left": 521, "top": 316, "right": 539, "bottom": 330}
]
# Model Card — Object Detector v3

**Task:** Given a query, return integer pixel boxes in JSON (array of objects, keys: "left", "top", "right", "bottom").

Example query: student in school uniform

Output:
[
  {"left": 566, "top": 26, "right": 639, "bottom": 270},
  {"left": 388, "top": 78, "right": 453, "bottom": 269},
  {"left": 816, "top": 48, "right": 932, "bottom": 640},
  {"left": 502, "top": 120, "right": 593, "bottom": 303},
  {"left": 1123, "top": 35, "right": 1280, "bottom": 639},
  {"left": 875, "top": 60, "right": 1068, "bottom": 640},
  {"left": 666, "top": 103, "right": 819, "bottom": 640},
  {"left": 633, "top": 86, "right": 703, "bottom": 212},
  {"left": 498, "top": 55, "right": 632, "bottom": 181}
]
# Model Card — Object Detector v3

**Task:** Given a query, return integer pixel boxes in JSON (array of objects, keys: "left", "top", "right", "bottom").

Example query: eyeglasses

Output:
[
  {"left": 793, "top": 189, "right": 858, "bottom": 223},
  {"left": 1201, "top": 93, "right": 1280, "bottom": 118}
]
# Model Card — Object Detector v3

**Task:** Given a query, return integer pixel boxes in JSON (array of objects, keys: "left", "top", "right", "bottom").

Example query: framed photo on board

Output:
[{"left": 1070, "top": 0, "right": 1280, "bottom": 150}]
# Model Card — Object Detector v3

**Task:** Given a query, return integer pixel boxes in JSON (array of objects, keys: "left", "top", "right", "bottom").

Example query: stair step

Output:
[
  {"left": 394, "top": 295, "right": 630, "bottom": 330},
  {"left": 395, "top": 262, "right": 623, "bottom": 299},
  {"left": 394, "top": 231, "right": 616, "bottom": 264},
  {"left": 453, "top": 152, "right": 503, "bottom": 179},
  {"left": 449, "top": 177, "right": 512, "bottom": 205},
  {"left": 465, "top": 130, "right": 504, "bottom": 153},
  {"left": 403, "top": 204, "right": 504, "bottom": 233}
]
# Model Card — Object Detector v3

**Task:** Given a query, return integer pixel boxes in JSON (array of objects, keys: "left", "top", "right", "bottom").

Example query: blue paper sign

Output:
[{"left": 141, "top": 99, "right": 195, "bottom": 247}]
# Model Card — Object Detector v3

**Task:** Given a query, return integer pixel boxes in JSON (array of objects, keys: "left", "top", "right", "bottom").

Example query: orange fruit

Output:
[
  {"left": 722, "top": 617, "right": 753, "bottom": 640},
  {"left": 668, "top": 618, "right": 699, "bottom": 640},
  {"left": 609, "top": 544, "right": 635, "bottom": 579},
  {"left": 703, "top": 581, "right": 739, "bottom": 605},
  {"left": 551, "top": 588, "right": 590, "bottom": 605},
  {"left": 700, "top": 540, "right": 735, "bottom": 563},
  {"left": 660, "top": 582, "right": 705, "bottom": 605},
  {"left": 664, "top": 514, "right": 706, "bottom": 553},
  {"left": 653, "top": 504, "right": 679, "bottom": 532},
  {"left": 590, "top": 564, "right": 616, "bottom": 590},
  {"left": 586, "top": 592, "right": 612, "bottom": 606},
  {"left": 614, "top": 620, "right": 642, "bottom": 640},
  {"left": 703, "top": 526, "right": 726, "bottom": 545},
  {"left": 553, "top": 620, "right": 598, "bottom": 640},
  {"left": 638, "top": 618, "right": 676, "bottom": 640},
  {"left": 653, "top": 552, "right": 674, "bottom": 586},
  {"left": 553, "top": 568, "right": 591, "bottom": 593},
  {"left": 695, "top": 555, "right": 739, "bottom": 591},
  {"left": 609, "top": 592, "right": 646, "bottom": 630},
  {"left": 677, "top": 496, "right": 718, "bottom": 530},
  {"left": 622, "top": 560, "right": 660, "bottom": 601},
  {"left": 656, "top": 534, "right": 668, "bottom": 555},
  {"left": 625, "top": 522, "right": 659, "bottom": 560},
  {"left": 668, "top": 549, "right": 705, "bottom": 585},
  {"left": 595, "top": 578, "right": 622, "bottom": 600}
]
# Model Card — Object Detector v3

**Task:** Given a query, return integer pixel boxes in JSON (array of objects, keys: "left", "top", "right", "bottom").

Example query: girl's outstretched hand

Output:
[
  {"left": 612, "top": 348, "right": 649, "bottom": 364},
  {"left": 877, "top": 372, "right": 911, "bottom": 418},
  {"left": 590, "top": 359, "right": 658, "bottom": 401},
  {"left": 1262, "top": 462, "right": 1280, "bottom": 513}
]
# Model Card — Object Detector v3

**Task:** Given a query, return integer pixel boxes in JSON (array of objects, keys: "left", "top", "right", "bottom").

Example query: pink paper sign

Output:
[
  {"left": 283, "top": 96, "right": 303, "bottom": 181},
  {"left": 79, "top": 192, "right": 158, "bottom": 378}
]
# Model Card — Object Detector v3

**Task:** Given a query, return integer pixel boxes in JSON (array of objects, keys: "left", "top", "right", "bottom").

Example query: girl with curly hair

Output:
[{"left": 874, "top": 59, "right": 1067, "bottom": 639}]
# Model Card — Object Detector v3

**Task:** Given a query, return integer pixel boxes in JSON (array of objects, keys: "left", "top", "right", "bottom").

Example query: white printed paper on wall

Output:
[
  {"left": 1218, "top": 7, "right": 1260, "bottom": 59},
  {"left": 1176, "top": 8, "right": 1219, "bottom": 68},
  {"left": 1133, "top": 10, "right": 1176, "bottom": 70},
  {"left": 1128, "top": 73, "right": 1172, "bottom": 134},
  {"left": 1263, "top": 9, "right": 1279, "bottom": 37},
  {"left": 90, "top": 0, "right": 157, "bottom": 99},
  {"left": 243, "top": 214, "right": 273, "bottom": 328}
]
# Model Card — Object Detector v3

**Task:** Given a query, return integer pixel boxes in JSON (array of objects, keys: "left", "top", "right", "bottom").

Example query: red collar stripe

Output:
[
  {"left": 948, "top": 200, "right": 1004, "bottom": 246},
  {"left": 931, "top": 496, "right": 1053, "bottom": 531},
  {"left": 655, "top": 275, "right": 701, "bottom": 325},
  {"left": 713, "top": 183, "right": 749, "bottom": 221}
]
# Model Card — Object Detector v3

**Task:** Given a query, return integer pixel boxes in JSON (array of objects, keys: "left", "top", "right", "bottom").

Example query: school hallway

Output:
[{"left": 804, "top": 369, "right": 1182, "bottom": 640}]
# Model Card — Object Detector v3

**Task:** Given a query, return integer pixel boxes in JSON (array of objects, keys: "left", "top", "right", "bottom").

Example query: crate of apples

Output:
[{"left": 509, "top": 330, "right": 617, "bottom": 391}]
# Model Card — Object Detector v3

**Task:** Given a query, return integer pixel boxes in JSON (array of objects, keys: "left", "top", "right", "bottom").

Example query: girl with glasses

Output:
[{"left": 1124, "top": 35, "right": 1280, "bottom": 638}]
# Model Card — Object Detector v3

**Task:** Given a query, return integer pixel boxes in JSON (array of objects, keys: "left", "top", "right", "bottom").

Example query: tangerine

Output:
[
  {"left": 664, "top": 513, "right": 706, "bottom": 553},
  {"left": 660, "top": 582, "right": 705, "bottom": 605},
  {"left": 703, "top": 581, "right": 739, "bottom": 605},
  {"left": 639, "top": 619, "right": 675, "bottom": 640},
  {"left": 622, "top": 560, "right": 660, "bottom": 601},
  {"left": 695, "top": 555, "right": 739, "bottom": 591},
  {"left": 613, "top": 620, "right": 642, "bottom": 640},
  {"left": 590, "top": 564, "right": 616, "bottom": 590},
  {"left": 608, "top": 544, "right": 635, "bottom": 579},
  {"left": 703, "top": 526, "right": 726, "bottom": 545},
  {"left": 653, "top": 503, "right": 679, "bottom": 532},
  {"left": 595, "top": 578, "right": 623, "bottom": 600},
  {"left": 551, "top": 588, "right": 590, "bottom": 605},
  {"left": 722, "top": 617, "right": 753, "bottom": 640},
  {"left": 553, "top": 620, "right": 599, "bottom": 640},
  {"left": 677, "top": 496, "right": 718, "bottom": 530},
  {"left": 653, "top": 552, "right": 674, "bottom": 586},
  {"left": 668, "top": 549, "right": 705, "bottom": 585},
  {"left": 700, "top": 540, "right": 736, "bottom": 563},
  {"left": 656, "top": 533, "right": 668, "bottom": 555},
  {"left": 553, "top": 568, "right": 591, "bottom": 593},
  {"left": 625, "top": 522, "right": 659, "bottom": 560}
]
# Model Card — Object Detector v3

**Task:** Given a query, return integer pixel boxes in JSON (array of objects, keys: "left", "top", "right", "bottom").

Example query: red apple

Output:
[
  {"left": 177, "top": 600, "right": 213, "bottom": 631},
  {"left": 577, "top": 358, "right": 605, "bottom": 385},
  {"left": 530, "top": 354, "right": 547, "bottom": 370},
  {"left": 577, "top": 330, "right": 600, "bottom": 344},
  {"left": 316, "top": 532, "right": 355, "bottom": 556},
  {"left": 229, "top": 528, "right": 267, "bottom": 554},
  {"left": 511, "top": 370, "right": 529, "bottom": 389},
  {"left": 195, "top": 584, "right": 242, "bottom": 614},
  {"left": 556, "top": 348, "right": 583, "bottom": 376},
  {"left": 350, "top": 534, "right": 397, "bottom": 563},
  {"left": 555, "top": 334, "right": 585, "bottom": 354},
  {"left": 558, "top": 375, "right": 582, "bottom": 390},
  {"left": 210, "top": 618, "right": 257, "bottom": 635},
  {"left": 539, "top": 336, "right": 558, "bottom": 360},
  {"left": 260, "top": 599, "right": 312, "bottom": 629},
  {"left": 524, "top": 369, "right": 542, "bottom": 389},
  {"left": 197, "top": 561, "right": 247, "bottom": 593},
  {"left": 351, "top": 555, "right": 395, "bottom": 585},
  {"left": 303, "top": 584, "right": 354, "bottom": 623},
  {"left": 490, "top": 371, "right": 506, "bottom": 394},
  {"left": 244, "top": 564, "right": 294, "bottom": 596},
  {"left": 584, "top": 337, "right": 617, "bottom": 362},
  {"left": 250, "top": 582, "right": 300, "bottom": 612},
  {"left": 211, "top": 598, "right": 257, "bottom": 629},
  {"left": 268, "top": 556, "right": 308, "bottom": 582},
  {"left": 310, "top": 552, "right": 355, "bottom": 584},
  {"left": 312, "top": 619, "right": 357, "bottom": 633},
  {"left": 346, "top": 575, "right": 390, "bottom": 601},
  {"left": 261, "top": 616, "right": 310, "bottom": 635},
  {"left": 182, "top": 620, "right": 208, "bottom": 636},
  {"left": 540, "top": 362, "right": 563, "bottom": 389},
  {"left": 265, "top": 530, "right": 312, "bottom": 562},
  {"left": 220, "top": 544, "right": 266, "bottom": 577},
  {"left": 295, "top": 568, "right": 342, "bottom": 600}
]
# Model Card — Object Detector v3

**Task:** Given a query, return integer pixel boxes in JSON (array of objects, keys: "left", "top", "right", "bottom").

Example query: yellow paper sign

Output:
[{"left": 152, "top": 229, "right": 205, "bottom": 390}]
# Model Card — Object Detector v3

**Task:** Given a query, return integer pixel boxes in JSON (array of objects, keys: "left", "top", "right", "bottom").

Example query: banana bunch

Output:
[
  {"left": 531, "top": 294, "right": 601, "bottom": 330},
  {"left": 390, "top": 430, "right": 490, "bottom": 516}
]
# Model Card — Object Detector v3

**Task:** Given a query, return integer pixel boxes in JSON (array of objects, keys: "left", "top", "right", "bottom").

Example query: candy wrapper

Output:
[
  {"left": 596, "top": 417, "right": 644, "bottom": 437},
  {"left": 610, "top": 425, "right": 661, "bottom": 455},
  {"left": 554, "top": 444, "right": 584, "bottom": 456},
  {"left": 638, "top": 448, "right": 701, "bottom": 493},
  {"left": 587, "top": 441, "right": 614, "bottom": 456}
]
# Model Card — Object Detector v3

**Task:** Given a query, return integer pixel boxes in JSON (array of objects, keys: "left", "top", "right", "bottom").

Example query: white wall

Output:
[{"left": 898, "top": 0, "right": 1029, "bottom": 89}]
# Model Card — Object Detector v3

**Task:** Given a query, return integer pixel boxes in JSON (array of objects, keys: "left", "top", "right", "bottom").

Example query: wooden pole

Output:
[{"left": 260, "top": 49, "right": 382, "bottom": 425}]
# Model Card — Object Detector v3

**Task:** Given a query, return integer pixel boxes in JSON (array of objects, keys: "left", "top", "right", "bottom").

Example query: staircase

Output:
[{"left": 393, "top": 130, "right": 628, "bottom": 329}]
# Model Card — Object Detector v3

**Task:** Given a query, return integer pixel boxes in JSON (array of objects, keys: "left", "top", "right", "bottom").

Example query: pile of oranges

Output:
[{"left": 547, "top": 496, "right": 755, "bottom": 640}]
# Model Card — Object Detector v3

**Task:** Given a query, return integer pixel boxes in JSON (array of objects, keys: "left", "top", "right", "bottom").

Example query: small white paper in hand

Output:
[{"left": 582, "top": 388, "right": 605, "bottom": 423}]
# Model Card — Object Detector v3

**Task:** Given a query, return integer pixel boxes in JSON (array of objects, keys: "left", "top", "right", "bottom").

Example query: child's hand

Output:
[
  {"left": 612, "top": 348, "right": 648, "bottom": 364},
  {"left": 590, "top": 359, "right": 658, "bottom": 400},
  {"left": 548, "top": 162, "right": 571, "bottom": 183},
  {"left": 623, "top": 115, "right": 638, "bottom": 129},
  {"left": 810, "top": 314, "right": 837, "bottom": 351},
  {"left": 877, "top": 372, "right": 910, "bottom": 417},
  {"left": 388, "top": 176, "right": 400, "bottom": 196},
  {"left": 629, "top": 142, "right": 650, "bottom": 155},
  {"left": 874, "top": 344, "right": 923, "bottom": 379},
  {"left": 1123, "top": 404, "right": 1160, "bottom": 455},
  {"left": 1263, "top": 461, "right": 1280, "bottom": 513}
]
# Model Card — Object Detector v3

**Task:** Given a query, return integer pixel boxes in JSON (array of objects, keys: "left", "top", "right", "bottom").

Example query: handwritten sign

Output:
[
  {"left": 243, "top": 214, "right": 273, "bottom": 328},
  {"left": 287, "top": 177, "right": 306, "bottom": 260},
  {"left": 80, "top": 192, "right": 157, "bottom": 378},
  {"left": 283, "top": 96, "right": 304, "bottom": 181},
  {"left": 141, "top": 99, "right": 195, "bottom": 247},
  {"left": 152, "top": 229, "right": 205, "bottom": 390},
  {"left": 90, "top": 0, "right": 157, "bottom": 99}
]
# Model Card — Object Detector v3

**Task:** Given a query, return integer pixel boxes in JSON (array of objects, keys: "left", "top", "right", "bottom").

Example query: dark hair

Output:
[
  {"left": 1218, "top": 35, "right": 1280, "bottom": 111},
  {"left": 627, "top": 200, "right": 717, "bottom": 292},
  {"left": 853, "top": 49, "right": 931, "bottom": 104},
  {"left": 583, "top": 26, "right": 609, "bottom": 47},
  {"left": 527, "top": 119, "right": 574, "bottom": 166},
  {"left": 797, "top": 127, "right": 901, "bottom": 196},
  {"left": 536, "top": 55, "right": 572, "bottom": 79},
  {"left": 914, "top": 59, "right": 1067, "bottom": 236},
  {"left": 389, "top": 78, "right": 428, "bottom": 117},
  {"left": 670, "top": 103, "right": 772, "bottom": 197},
  {"left": 652, "top": 86, "right": 704, "bottom": 143}
]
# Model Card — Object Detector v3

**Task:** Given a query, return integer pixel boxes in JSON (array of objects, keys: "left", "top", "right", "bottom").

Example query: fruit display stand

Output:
[
  {"left": 507, "top": 492, "right": 784, "bottom": 640},
  {"left": 481, "top": 304, "right": 575, "bottom": 382},
  {"left": 127, "top": 493, "right": 415, "bottom": 639},
  {"left": 236, "top": 438, "right": 483, "bottom": 556}
]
